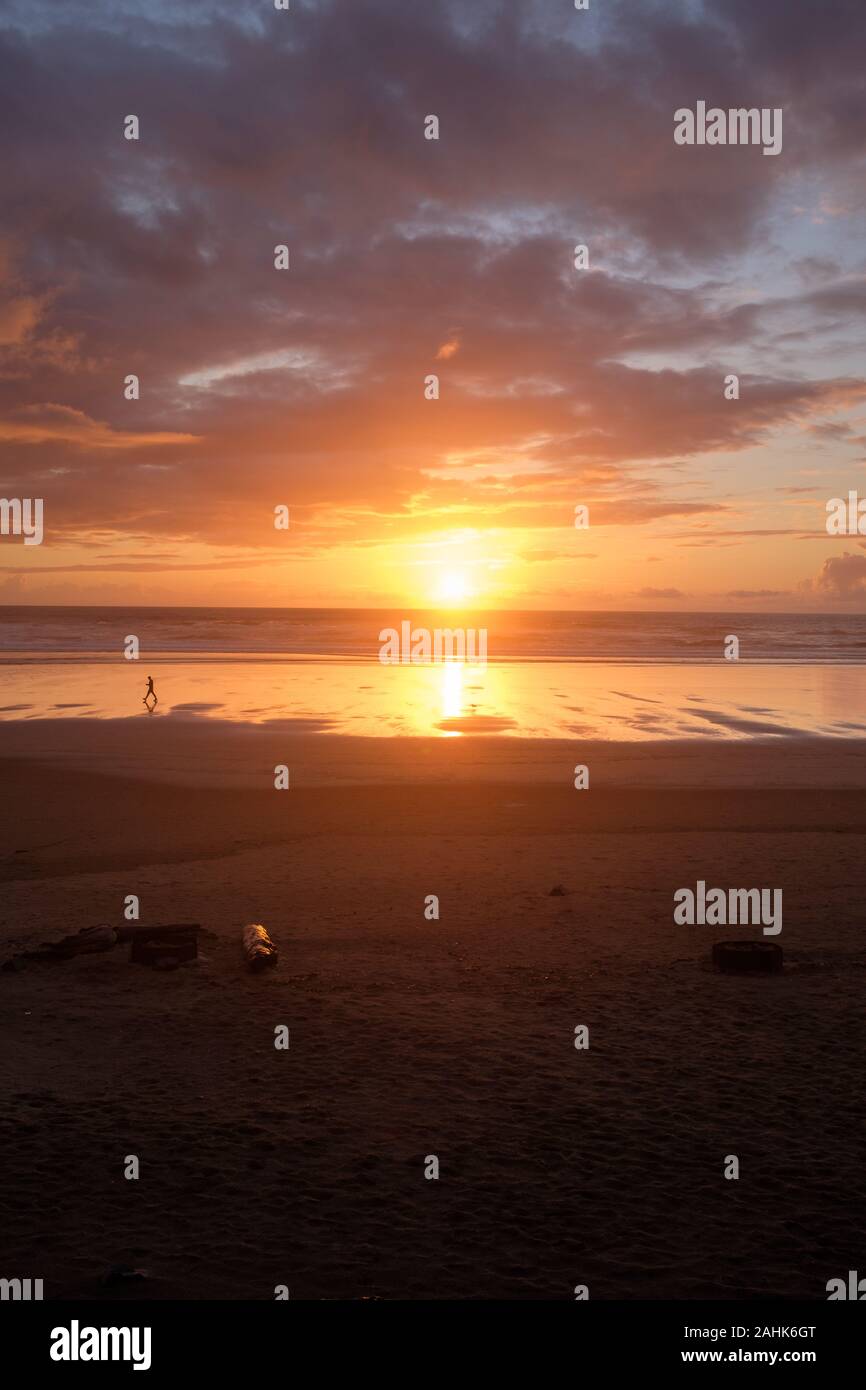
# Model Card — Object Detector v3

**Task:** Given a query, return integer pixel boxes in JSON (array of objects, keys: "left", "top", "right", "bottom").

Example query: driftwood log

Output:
[
  {"left": 243, "top": 923, "right": 278, "bottom": 971},
  {"left": 1, "top": 924, "right": 117, "bottom": 970}
]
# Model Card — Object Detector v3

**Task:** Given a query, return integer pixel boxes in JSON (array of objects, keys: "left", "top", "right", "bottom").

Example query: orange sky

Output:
[{"left": 2, "top": 0, "right": 866, "bottom": 610}]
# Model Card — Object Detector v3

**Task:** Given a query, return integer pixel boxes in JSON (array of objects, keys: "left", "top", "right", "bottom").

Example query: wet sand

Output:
[{"left": 1, "top": 732, "right": 865, "bottom": 1300}]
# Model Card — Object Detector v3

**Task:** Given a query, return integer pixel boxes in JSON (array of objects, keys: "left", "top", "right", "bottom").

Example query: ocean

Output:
[
  {"left": 0, "top": 607, "right": 864, "bottom": 741},
  {"left": 1, "top": 607, "right": 865, "bottom": 663}
]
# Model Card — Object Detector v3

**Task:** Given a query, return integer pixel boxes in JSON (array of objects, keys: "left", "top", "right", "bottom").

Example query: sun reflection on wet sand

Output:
[
  {"left": 439, "top": 660, "right": 464, "bottom": 736},
  {"left": 0, "top": 656, "right": 866, "bottom": 741}
]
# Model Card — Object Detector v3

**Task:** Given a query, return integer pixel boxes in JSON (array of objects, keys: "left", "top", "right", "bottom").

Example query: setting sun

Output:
[{"left": 436, "top": 570, "right": 471, "bottom": 604}]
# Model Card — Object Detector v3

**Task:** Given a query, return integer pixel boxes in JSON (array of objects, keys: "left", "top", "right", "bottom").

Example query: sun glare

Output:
[{"left": 436, "top": 570, "right": 471, "bottom": 604}]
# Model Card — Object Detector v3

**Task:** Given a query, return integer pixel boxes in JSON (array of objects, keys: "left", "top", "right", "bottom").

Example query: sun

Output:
[{"left": 436, "top": 570, "right": 471, "bottom": 604}]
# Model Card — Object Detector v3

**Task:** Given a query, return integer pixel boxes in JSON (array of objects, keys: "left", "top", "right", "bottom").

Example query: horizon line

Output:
[{"left": 0, "top": 604, "right": 862, "bottom": 618}]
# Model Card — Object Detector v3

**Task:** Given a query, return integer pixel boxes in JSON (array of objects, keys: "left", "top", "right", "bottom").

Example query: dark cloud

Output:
[
  {"left": 807, "top": 550, "right": 866, "bottom": 597},
  {"left": 727, "top": 588, "right": 788, "bottom": 598},
  {"left": 0, "top": 0, "right": 864, "bottom": 573}
]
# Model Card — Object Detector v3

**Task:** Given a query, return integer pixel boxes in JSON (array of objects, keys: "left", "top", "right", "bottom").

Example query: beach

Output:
[
  {"left": 2, "top": 725, "right": 865, "bottom": 1300},
  {"left": 6, "top": 0, "right": 866, "bottom": 1333}
]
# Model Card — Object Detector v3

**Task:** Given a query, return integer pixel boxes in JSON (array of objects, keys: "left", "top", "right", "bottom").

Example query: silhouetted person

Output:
[{"left": 143, "top": 675, "right": 157, "bottom": 709}]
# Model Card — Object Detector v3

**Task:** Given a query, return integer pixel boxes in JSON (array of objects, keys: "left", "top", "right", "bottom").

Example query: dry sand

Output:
[{"left": 1, "top": 731, "right": 865, "bottom": 1300}]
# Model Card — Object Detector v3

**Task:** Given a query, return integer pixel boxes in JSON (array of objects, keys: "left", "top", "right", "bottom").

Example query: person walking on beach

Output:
[{"left": 143, "top": 675, "right": 157, "bottom": 708}]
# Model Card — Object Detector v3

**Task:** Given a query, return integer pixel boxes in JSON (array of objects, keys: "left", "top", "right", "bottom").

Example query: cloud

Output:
[
  {"left": 0, "top": 295, "right": 42, "bottom": 345},
  {"left": 637, "top": 586, "right": 685, "bottom": 599},
  {"left": 0, "top": 404, "right": 196, "bottom": 449},
  {"left": 726, "top": 588, "right": 788, "bottom": 598},
  {"left": 435, "top": 337, "right": 461, "bottom": 361},
  {"left": 0, "top": 0, "right": 864, "bottom": 601},
  {"left": 521, "top": 547, "right": 597, "bottom": 563},
  {"left": 807, "top": 551, "right": 866, "bottom": 597},
  {"left": 0, "top": 558, "right": 260, "bottom": 574}
]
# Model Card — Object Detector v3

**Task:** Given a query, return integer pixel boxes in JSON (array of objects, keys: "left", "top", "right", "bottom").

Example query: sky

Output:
[{"left": 1, "top": 0, "right": 866, "bottom": 610}]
